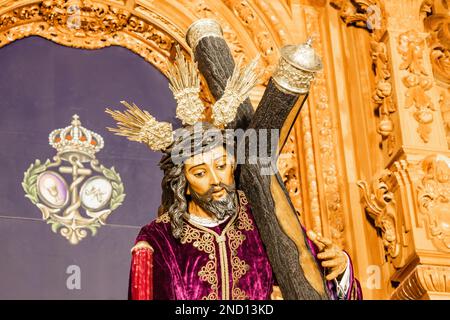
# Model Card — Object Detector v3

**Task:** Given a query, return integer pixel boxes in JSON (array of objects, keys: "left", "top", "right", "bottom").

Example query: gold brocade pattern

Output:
[
  {"left": 228, "top": 191, "right": 253, "bottom": 299},
  {"left": 198, "top": 260, "right": 219, "bottom": 300},
  {"left": 230, "top": 255, "right": 250, "bottom": 299},
  {"left": 181, "top": 220, "right": 219, "bottom": 300},
  {"left": 181, "top": 191, "right": 253, "bottom": 300},
  {"left": 228, "top": 225, "right": 249, "bottom": 300},
  {"left": 231, "top": 256, "right": 249, "bottom": 279},
  {"left": 236, "top": 190, "right": 254, "bottom": 231},
  {"left": 156, "top": 213, "right": 170, "bottom": 224},
  {"left": 233, "top": 287, "right": 248, "bottom": 300},
  {"left": 228, "top": 227, "right": 246, "bottom": 252}
]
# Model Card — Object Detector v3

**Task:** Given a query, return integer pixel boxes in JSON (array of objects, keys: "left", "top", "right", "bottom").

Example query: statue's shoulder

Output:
[
  {"left": 139, "top": 213, "right": 170, "bottom": 237},
  {"left": 236, "top": 189, "right": 249, "bottom": 205},
  {"left": 155, "top": 212, "right": 171, "bottom": 224},
  {"left": 137, "top": 213, "right": 172, "bottom": 245},
  {"left": 234, "top": 189, "right": 254, "bottom": 231}
]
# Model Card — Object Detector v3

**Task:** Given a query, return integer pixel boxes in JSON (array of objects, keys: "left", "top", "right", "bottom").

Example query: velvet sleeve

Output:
[
  {"left": 132, "top": 222, "right": 177, "bottom": 300},
  {"left": 344, "top": 255, "right": 363, "bottom": 300}
]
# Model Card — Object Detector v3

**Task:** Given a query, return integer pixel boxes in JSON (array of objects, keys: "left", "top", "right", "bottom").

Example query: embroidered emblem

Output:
[{"left": 22, "top": 115, "right": 125, "bottom": 245}]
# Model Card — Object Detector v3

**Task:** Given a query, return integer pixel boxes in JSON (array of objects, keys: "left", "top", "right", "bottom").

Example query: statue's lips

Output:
[{"left": 212, "top": 188, "right": 225, "bottom": 197}]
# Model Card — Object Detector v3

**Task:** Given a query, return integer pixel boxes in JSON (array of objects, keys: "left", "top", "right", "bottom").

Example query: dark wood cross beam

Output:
[{"left": 186, "top": 19, "right": 329, "bottom": 300}]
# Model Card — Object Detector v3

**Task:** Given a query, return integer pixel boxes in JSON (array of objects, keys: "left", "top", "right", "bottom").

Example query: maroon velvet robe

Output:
[
  {"left": 135, "top": 190, "right": 273, "bottom": 300},
  {"left": 133, "top": 190, "right": 362, "bottom": 300}
]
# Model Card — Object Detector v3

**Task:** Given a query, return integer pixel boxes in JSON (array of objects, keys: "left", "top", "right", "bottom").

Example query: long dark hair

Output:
[
  {"left": 157, "top": 123, "right": 235, "bottom": 239},
  {"left": 158, "top": 152, "right": 187, "bottom": 239}
]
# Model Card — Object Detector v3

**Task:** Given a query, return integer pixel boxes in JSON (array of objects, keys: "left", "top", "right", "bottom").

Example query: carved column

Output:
[
  {"left": 282, "top": 0, "right": 349, "bottom": 250},
  {"left": 422, "top": 0, "right": 450, "bottom": 148},
  {"left": 383, "top": 1, "right": 447, "bottom": 153},
  {"left": 331, "top": 0, "right": 450, "bottom": 299},
  {"left": 370, "top": 0, "right": 450, "bottom": 300}
]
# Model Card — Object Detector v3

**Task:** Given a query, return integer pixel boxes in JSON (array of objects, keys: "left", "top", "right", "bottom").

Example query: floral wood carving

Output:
[
  {"left": 391, "top": 264, "right": 450, "bottom": 299},
  {"left": 330, "top": 0, "right": 386, "bottom": 39},
  {"left": 424, "top": 12, "right": 450, "bottom": 86},
  {"left": 40, "top": 0, "right": 130, "bottom": 35},
  {"left": 357, "top": 170, "right": 400, "bottom": 259},
  {"left": 423, "top": 1, "right": 450, "bottom": 146},
  {"left": 422, "top": 0, "right": 450, "bottom": 86},
  {"left": 417, "top": 154, "right": 450, "bottom": 252},
  {"left": 398, "top": 30, "right": 436, "bottom": 143},
  {"left": 306, "top": 10, "right": 345, "bottom": 247},
  {"left": 371, "top": 40, "right": 397, "bottom": 155},
  {"left": 439, "top": 89, "right": 450, "bottom": 148},
  {"left": 331, "top": 0, "right": 396, "bottom": 154},
  {"left": 278, "top": 132, "right": 304, "bottom": 220}
]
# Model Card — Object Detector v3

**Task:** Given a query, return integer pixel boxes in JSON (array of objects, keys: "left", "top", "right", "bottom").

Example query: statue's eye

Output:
[
  {"left": 216, "top": 164, "right": 226, "bottom": 170},
  {"left": 194, "top": 171, "right": 205, "bottom": 178}
]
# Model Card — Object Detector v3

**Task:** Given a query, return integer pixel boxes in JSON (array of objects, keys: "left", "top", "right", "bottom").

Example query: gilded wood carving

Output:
[
  {"left": 422, "top": 0, "right": 450, "bottom": 146},
  {"left": 357, "top": 170, "right": 400, "bottom": 259},
  {"left": 331, "top": 0, "right": 397, "bottom": 155},
  {"left": 392, "top": 264, "right": 450, "bottom": 299},
  {"left": 417, "top": 154, "right": 450, "bottom": 252},
  {"left": 398, "top": 30, "right": 436, "bottom": 143}
]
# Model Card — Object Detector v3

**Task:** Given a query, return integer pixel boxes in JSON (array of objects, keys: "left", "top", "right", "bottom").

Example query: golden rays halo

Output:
[{"left": 106, "top": 45, "right": 260, "bottom": 151}]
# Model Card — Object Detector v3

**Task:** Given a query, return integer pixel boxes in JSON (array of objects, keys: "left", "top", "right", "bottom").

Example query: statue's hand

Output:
[
  {"left": 270, "top": 285, "right": 283, "bottom": 300},
  {"left": 131, "top": 241, "right": 153, "bottom": 253},
  {"left": 307, "top": 231, "right": 347, "bottom": 281}
]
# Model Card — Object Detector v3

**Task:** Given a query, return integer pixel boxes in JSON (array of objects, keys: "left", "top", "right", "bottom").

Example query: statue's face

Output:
[{"left": 184, "top": 145, "right": 235, "bottom": 201}]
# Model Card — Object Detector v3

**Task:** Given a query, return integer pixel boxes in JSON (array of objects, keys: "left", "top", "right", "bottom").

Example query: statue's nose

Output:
[{"left": 210, "top": 169, "right": 220, "bottom": 185}]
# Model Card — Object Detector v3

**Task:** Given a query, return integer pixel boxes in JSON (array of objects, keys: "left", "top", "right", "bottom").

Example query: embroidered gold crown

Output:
[
  {"left": 105, "top": 45, "right": 260, "bottom": 151},
  {"left": 49, "top": 114, "right": 104, "bottom": 161}
]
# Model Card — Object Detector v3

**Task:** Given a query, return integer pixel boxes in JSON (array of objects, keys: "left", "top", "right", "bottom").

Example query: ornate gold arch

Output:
[{"left": 0, "top": 0, "right": 297, "bottom": 78}]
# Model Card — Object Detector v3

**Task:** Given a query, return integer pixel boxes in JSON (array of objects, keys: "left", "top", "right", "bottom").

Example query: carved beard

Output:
[{"left": 188, "top": 182, "right": 237, "bottom": 221}]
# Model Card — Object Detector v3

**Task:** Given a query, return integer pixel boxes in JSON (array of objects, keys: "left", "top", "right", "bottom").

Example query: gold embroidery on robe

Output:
[
  {"left": 229, "top": 191, "right": 253, "bottom": 299},
  {"left": 236, "top": 190, "right": 254, "bottom": 231},
  {"left": 198, "top": 260, "right": 219, "bottom": 300},
  {"left": 180, "top": 191, "right": 254, "bottom": 300},
  {"left": 181, "top": 225, "right": 219, "bottom": 300},
  {"left": 156, "top": 213, "right": 170, "bottom": 224}
]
